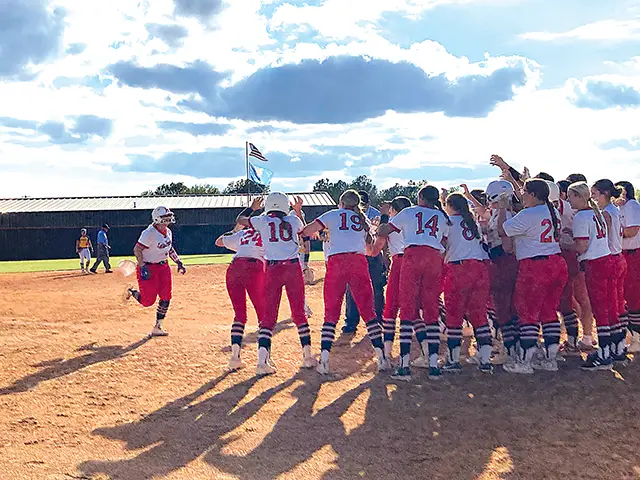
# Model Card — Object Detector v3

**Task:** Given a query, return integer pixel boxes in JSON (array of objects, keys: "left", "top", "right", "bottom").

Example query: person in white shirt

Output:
[
  {"left": 125, "top": 206, "right": 187, "bottom": 337},
  {"left": 440, "top": 193, "right": 493, "bottom": 374},
  {"left": 236, "top": 193, "right": 317, "bottom": 376},
  {"left": 377, "top": 185, "right": 451, "bottom": 381},
  {"left": 497, "top": 179, "right": 568, "bottom": 374},
  {"left": 215, "top": 221, "right": 265, "bottom": 372},
  {"left": 300, "top": 190, "right": 389, "bottom": 375},
  {"left": 369, "top": 196, "right": 412, "bottom": 362},
  {"left": 592, "top": 179, "right": 628, "bottom": 362},
  {"left": 566, "top": 182, "right": 615, "bottom": 370},
  {"left": 615, "top": 181, "right": 640, "bottom": 352}
]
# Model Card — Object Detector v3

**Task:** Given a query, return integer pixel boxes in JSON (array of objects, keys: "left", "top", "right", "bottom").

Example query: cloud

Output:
[
  {"left": 108, "top": 60, "right": 225, "bottom": 97},
  {"left": 65, "top": 43, "right": 87, "bottom": 55},
  {"left": 146, "top": 23, "right": 189, "bottom": 48},
  {"left": 157, "top": 121, "right": 231, "bottom": 136},
  {"left": 246, "top": 125, "right": 293, "bottom": 134},
  {"left": 568, "top": 79, "right": 640, "bottom": 110},
  {"left": 521, "top": 20, "right": 640, "bottom": 42},
  {"left": 73, "top": 115, "right": 114, "bottom": 138},
  {"left": 1, "top": 115, "right": 113, "bottom": 145},
  {"left": 173, "top": 0, "right": 223, "bottom": 23},
  {"left": 0, "top": 117, "right": 40, "bottom": 131},
  {"left": 52, "top": 75, "right": 113, "bottom": 93},
  {"left": 0, "top": 0, "right": 66, "bottom": 78},
  {"left": 182, "top": 56, "right": 530, "bottom": 123},
  {"left": 600, "top": 138, "right": 640, "bottom": 151}
]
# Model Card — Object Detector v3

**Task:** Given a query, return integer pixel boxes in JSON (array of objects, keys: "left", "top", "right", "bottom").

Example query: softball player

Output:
[
  {"left": 442, "top": 193, "right": 493, "bottom": 374},
  {"left": 377, "top": 185, "right": 451, "bottom": 381},
  {"left": 567, "top": 182, "right": 615, "bottom": 370},
  {"left": 591, "top": 179, "right": 627, "bottom": 362},
  {"left": 124, "top": 206, "right": 187, "bottom": 337},
  {"left": 215, "top": 224, "right": 265, "bottom": 371},
  {"left": 498, "top": 179, "right": 568, "bottom": 374},
  {"left": 76, "top": 229, "right": 93, "bottom": 273},
  {"left": 615, "top": 181, "right": 640, "bottom": 352},
  {"left": 300, "top": 190, "right": 389, "bottom": 375},
  {"left": 236, "top": 193, "right": 316, "bottom": 376},
  {"left": 369, "top": 196, "right": 412, "bottom": 361}
]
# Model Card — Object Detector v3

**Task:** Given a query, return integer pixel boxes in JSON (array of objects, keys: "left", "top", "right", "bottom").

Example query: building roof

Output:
[{"left": 0, "top": 193, "right": 335, "bottom": 213}]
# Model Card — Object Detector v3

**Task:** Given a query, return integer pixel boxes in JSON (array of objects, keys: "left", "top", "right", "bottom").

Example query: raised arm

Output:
[
  {"left": 236, "top": 197, "right": 264, "bottom": 227},
  {"left": 300, "top": 220, "right": 323, "bottom": 238}
]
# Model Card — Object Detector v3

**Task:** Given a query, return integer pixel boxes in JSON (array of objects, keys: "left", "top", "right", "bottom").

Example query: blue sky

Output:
[{"left": 1, "top": 0, "right": 640, "bottom": 197}]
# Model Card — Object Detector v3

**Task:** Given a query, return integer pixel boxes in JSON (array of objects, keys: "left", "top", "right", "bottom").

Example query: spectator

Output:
[{"left": 90, "top": 224, "right": 113, "bottom": 274}]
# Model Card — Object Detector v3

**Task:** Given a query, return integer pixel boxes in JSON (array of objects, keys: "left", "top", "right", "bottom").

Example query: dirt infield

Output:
[{"left": 1, "top": 264, "right": 640, "bottom": 480}]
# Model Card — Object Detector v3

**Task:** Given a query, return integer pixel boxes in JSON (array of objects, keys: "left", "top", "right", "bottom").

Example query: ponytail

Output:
[
  {"left": 569, "top": 181, "right": 606, "bottom": 238},
  {"left": 353, "top": 204, "right": 371, "bottom": 233},
  {"left": 446, "top": 193, "right": 479, "bottom": 238},
  {"left": 588, "top": 198, "right": 606, "bottom": 235},
  {"left": 545, "top": 200, "right": 561, "bottom": 242},
  {"left": 434, "top": 199, "right": 452, "bottom": 226}
]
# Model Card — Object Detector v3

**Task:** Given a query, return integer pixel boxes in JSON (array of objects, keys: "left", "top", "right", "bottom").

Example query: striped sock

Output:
[
  {"left": 447, "top": 328, "right": 462, "bottom": 362},
  {"left": 155, "top": 300, "right": 170, "bottom": 328},
  {"left": 519, "top": 324, "right": 539, "bottom": 356},
  {"left": 628, "top": 312, "right": 640, "bottom": 334},
  {"left": 231, "top": 322, "right": 245, "bottom": 347},
  {"left": 561, "top": 311, "right": 579, "bottom": 346},
  {"left": 399, "top": 321, "right": 413, "bottom": 367},
  {"left": 320, "top": 323, "right": 336, "bottom": 353},
  {"left": 542, "top": 321, "right": 561, "bottom": 359},
  {"left": 474, "top": 324, "right": 493, "bottom": 348},
  {"left": 297, "top": 323, "right": 311, "bottom": 347},
  {"left": 382, "top": 318, "right": 396, "bottom": 343},
  {"left": 365, "top": 320, "right": 384, "bottom": 351},
  {"left": 487, "top": 309, "right": 497, "bottom": 337},
  {"left": 258, "top": 327, "right": 273, "bottom": 352},
  {"left": 425, "top": 323, "right": 441, "bottom": 357},
  {"left": 438, "top": 298, "right": 447, "bottom": 324},
  {"left": 596, "top": 325, "right": 611, "bottom": 359},
  {"left": 413, "top": 321, "right": 427, "bottom": 344}
]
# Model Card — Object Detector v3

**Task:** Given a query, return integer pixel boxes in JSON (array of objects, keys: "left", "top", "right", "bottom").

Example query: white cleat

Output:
[
  {"left": 228, "top": 357, "right": 245, "bottom": 372},
  {"left": 316, "top": 361, "right": 330, "bottom": 375},
  {"left": 150, "top": 326, "right": 169, "bottom": 337},
  {"left": 503, "top": 361, "right": 534, "bottom": 375},
  {"left": 302, "top": 356, "right": 318, "bottom": 369},
  {"left": 410, "top": 356, "right": 430, "bottom": 369},
  {"left": 256, "top": 363, "right": 277, "bottom": 376},
  {"left": 377, "top": 358, "right": 393, "bottom": 372}
]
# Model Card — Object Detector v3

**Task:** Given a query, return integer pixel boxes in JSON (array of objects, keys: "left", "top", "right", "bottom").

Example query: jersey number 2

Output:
[
  {"left": 240, "top": 230, "right": 263, "bottom": 247},
  {"left": 540, "top": 219, "right": 553, "bottom": 243},
  {"left": 416, "top": 213, "right": 439, "bottom": 237},
  {"left": 268, "top": 222, "right": 293, "bottom": 242}
]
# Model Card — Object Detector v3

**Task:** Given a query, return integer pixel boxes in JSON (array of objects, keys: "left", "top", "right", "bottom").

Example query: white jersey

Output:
[
  {"left": 249, "top": 213, "right": 303, "bottom": 261},
  {"left": 620, "top": 199, "right": 640, "bottom": 251},
  {"left": 487, "top": 209, "right": 513, "bottom": 249},
  {"left": 222, "top": 229, "right": 264, "bottom": 260},
  {"left": 604, "top": 203, "right": 623, "bottom": 255},
  {"left": 387, "top": 230, "right": 405, "bottom": 257},
  {"left": 572, "top": 209, "right": 611, "bottom": 262},
  {"left": 558, "top": 199, "right": 575, "bottom": 246},
  {"left": 445, "top": 215, "right": 489, "bottom": 264},
  {"left": 315, "top": 208, "right": 370, "bottom": 257},
  {"left": 502, "top": 204, "right": 561, "bottom": 260},
  {"left": 138, "top": 225, "right": 173, "bottom": 264},
  {"left": 389, "top": 206, "right": 449, "bottom": 252}
]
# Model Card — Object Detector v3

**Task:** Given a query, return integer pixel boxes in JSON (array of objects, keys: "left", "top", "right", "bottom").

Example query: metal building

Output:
[{"left": 0, "top": 193, "right": 335, "bottom": 261}]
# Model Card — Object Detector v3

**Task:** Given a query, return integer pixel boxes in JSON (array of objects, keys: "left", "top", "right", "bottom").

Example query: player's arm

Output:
[
  {"left": 75, "top": 239, "right": 80, "bottom": 252},
  {"left": 236, "top": 197, "right": 263, "bottom": 227},
  {"left": 623, "top": 226, "right": 640, "bottom": 238},
  {"left": 496, "top": 208, "right": 515, "bottom": 253},
  {"left": 603, "top": 211, "right": 613, "bottom": 241},
  {"left": 300, "top": 219, "right": 324, "bottom": 238},
  {"left": 168, "top": 247, "right": 186, "bottom": 274},
  {"left": 133, "top": 242, "right": 146, "bottom": 266}
]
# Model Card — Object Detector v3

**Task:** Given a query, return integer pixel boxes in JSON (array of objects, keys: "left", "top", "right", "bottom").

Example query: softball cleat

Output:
[
  {"left": 316, "top": 361, "right": 330, "bottom": 375},
  {"left": 150, "top": 326, "right": 169, "bottom": 337},
  {"left": 377, "top": 357, "right": 393, "bottom": 372},
  {"left": 256, "top": 363, "right": 277, "bottom": 376},
  {"left": 228, "top": 357, "right": 245, "bottom": 372},
  {"left": 428, "top": 366, "right": 443, "bottom": 380},
  {"left": 390, "top": 367, "right": 412, "bottom": 382},
  {"left": 503, "top": 361, "right": 534, "bottom": 375},
  {"left": 440, "top": 361, "right": 462, "bottom": 373},
  {"left": 302, "top": 356, "right": 318, "bottom": 369}
]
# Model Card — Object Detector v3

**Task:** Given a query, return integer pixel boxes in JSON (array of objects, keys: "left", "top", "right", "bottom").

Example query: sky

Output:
[{"left": 1, "top": 0, "right": 640, "bottom": 198}]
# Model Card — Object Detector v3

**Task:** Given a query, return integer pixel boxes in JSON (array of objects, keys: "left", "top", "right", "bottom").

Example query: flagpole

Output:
[{"left": 245, "top": 141, "right": 250, "bottom": 207}]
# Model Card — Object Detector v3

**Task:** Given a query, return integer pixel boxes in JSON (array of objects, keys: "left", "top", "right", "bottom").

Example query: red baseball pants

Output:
[
  {"left": 624, "top": 250, "right": 640, "bottom": 312},
  {"left": 136, "top": 263, "right": 172, "bottom": 307},
  {"left": 610, "top": 254, "right": 627, "bottom": 317},
  {"left": 489, "top": 253, "right": 518, "bottom": 327},
  {"left": 262, "top": 261, "right": 307, "bottom": 329},
  {"left": 226, "top": 258, "right": 265, "bottom": 325},
  {"left": 383, "top": 254, "right": 403, "bottom": 320},
  {"left": 324, "top": 253, "right": 375, "bottom": 324},
  {"left": 444, "top": 260, "right": 490, "bottom": 329},
  {"left": 559, "top": 249, "right": 580, "bottom": 314},
  {"left": 514, "top": 255, "right": 568, "bottom": 325},
  {"left": 583, "top": 255, "right": 615, "bottom": 327},
  {"left": 398, "top": 246, "right": 443, "bottom": 322}
]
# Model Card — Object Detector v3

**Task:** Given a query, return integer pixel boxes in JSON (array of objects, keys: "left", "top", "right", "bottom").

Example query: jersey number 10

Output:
[{"left": 268, "top": 222, "right": 293, "bottom": 242}]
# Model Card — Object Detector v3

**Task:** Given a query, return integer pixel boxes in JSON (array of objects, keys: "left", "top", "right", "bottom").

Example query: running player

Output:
[
  {"left": 497, "top": 179, "right": 568, "bottom": 374},
  {"left": 236, "top": 193, "right": 316, "bottom": 375},
  {"left": 300, "top": 190, "right": 389, "bottom": 375},
  {"left": 76, "top": 229, "right": 93, "bottom": 273},
  {"left": 124, "top": 206, "right": 187, "bottom": 337},
  {"left": 567, "top": 182, "right": 614, "bottom": 370},
  {"left": 215, "top": 222, "right": 265, "bottom": 371},
  {"left": 377, "top": 185, "right": 451, "bottom": 381},
  {"left": 591, "top": 179, "right": 627, "bottom": 362},
  {"left": 441, "top": 193, "right": 493, "bottom": 374},
  {"left": 615, "top": 181, "right": 640, "bottom": 352}
]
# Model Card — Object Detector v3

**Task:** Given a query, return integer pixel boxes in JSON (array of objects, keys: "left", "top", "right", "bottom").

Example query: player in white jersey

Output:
[
  {"left": 377, "top": 185, "right": 451, "bottom": 381},
  {"left": 125, "top": 206, "right": 187, "bottom": 337},
  {"left": 615, "top": 181, "right": 640, "bottom": 352},
  {"left": 567, "top": 182, "right": 615, "bottom": 370},
  {"left": 592, "top": 179, "right": 628, "bottom": 361},
  {"left": 236, "top": 193, "right": 316, "bottom": 375},
  {"left": 369, "top": 196, "right": 412, "bottom": 362},
  {"left": 216, "top": 222, "right": 265, "bottom": 371},
  {"left": 441, "top": 193, "right": 493, "bottom": 374},
  {"left": 498, "top": 179, "right": 568, "bottom": 374},
  {"left": 300, "top": 190, "right": 389, "bottom": 375}
]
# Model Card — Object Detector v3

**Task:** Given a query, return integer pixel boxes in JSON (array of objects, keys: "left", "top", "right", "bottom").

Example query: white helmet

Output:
[
  {"left": 547, "top": 181, "right": 560, "bottom": 203},
  {"left": 264, "top": 192, "right": 290, "bottom": 214},
  {"left": 152, "top": 206, "right": 175, "bottom": 225},
  {"left": 80, "top": 228, "right": 87, "bottom": 235},
  {"left": 486, "top": 180, "right": 515, "bottom": 203}
]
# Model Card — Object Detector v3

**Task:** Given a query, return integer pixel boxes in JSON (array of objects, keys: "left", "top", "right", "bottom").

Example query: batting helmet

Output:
[
  {"left": 264, "top": 192, "right": 290, "bottom": 214},
  {"left": 486, "top": 180, "right": 515, "bottom": 204},
  {"left": 546, "top": 181, "right": 560, "bottom": 203},
  {"left": 152, "top": 206, "right": 175, "bottom": 225}
]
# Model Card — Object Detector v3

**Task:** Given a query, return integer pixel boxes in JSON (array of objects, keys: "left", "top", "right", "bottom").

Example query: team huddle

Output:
[{"left": 114, "top": 154, "right": 640, "bottom": 381}]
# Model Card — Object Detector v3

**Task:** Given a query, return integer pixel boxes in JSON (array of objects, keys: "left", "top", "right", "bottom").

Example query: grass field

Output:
[{"left": 0, "top": 252, "right": 326, "bottom": 274}]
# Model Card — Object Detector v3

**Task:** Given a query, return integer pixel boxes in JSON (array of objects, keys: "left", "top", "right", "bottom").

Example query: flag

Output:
[
  {"left": 249, "top": 162, "right": 274, "bottom": 186},
  {"left": 248, "top": 143, "right": 268, "bottom": 162}
]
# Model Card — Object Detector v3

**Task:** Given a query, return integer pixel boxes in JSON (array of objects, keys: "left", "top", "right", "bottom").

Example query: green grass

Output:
[{"left": 0, "top": 252, "right": 326, "bottom": 274}]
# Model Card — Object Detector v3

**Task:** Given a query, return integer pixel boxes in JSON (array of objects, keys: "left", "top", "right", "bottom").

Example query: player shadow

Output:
[
  {"left": 48, "top": 272, "right": 92, "bottom": 280},
  {"left": 0, "top": 337, "right": 150, "bottom": 395},
  {"left": 219, "top": 318, "right": 296, "bottom": 353}
]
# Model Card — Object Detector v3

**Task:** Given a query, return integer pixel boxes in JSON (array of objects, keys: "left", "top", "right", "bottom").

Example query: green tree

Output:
[
  {"left": 313, "top": 178, "right": 349, "bottom": 203},
  {"left": 379, "top": 180, "right": 427, "bottom": 204},
  {"left": 141, "top": 182, "right": 221, "bottom": 196},
  {"left": 223, "top": 179, "right": 269, "bottom": 194}
]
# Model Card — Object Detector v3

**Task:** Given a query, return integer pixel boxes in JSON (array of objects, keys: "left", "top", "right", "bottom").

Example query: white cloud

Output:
[{"left": 520, "top": 19, "right": 640, "bottom": 42}]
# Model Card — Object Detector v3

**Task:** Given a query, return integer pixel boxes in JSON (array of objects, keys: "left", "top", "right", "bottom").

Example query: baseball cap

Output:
[
  {"left": 358, "top": 191, "right": 370, "bottom": 204},
  {"left": 102, "top": 223, "right": 110, "bottom": 229}
]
